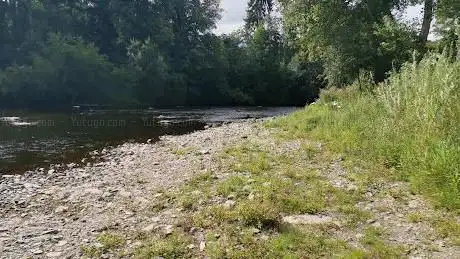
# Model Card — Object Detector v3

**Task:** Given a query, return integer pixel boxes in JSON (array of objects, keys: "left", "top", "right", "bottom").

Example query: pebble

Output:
[
  {"left": 46, "top": 252, "right": 62, "bottom": 258},
  {"left": 31, "top": 249, "right": 43, "bottom": 255},
  {"left": 142, "top": 224, "right": 155, "bottom": 232},
  {"left": 55, "top": 206, "right": 68, "bottom": 213},
  {"left": 199, "top": 241, "right": 206, "bottom": 251},
  {"left": 56, "top": 240, "right": 67, "bottom": 247},
  {"left": 223, "top": 200, "right": 236, "bottom": 208},
  {"left": 43, "top": 229, "right": 60, "bottom": 235}
]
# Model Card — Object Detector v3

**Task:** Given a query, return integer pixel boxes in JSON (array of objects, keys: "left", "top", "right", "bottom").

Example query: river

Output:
[{"left": 0, "top": 107, "right": 296, "bottom": 174}]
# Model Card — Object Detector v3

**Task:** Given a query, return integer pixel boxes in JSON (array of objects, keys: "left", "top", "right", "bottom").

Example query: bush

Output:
[
  {"left": 0, "top": 33, "right": 133, "bottom": 108},
  {"left": 269, "top": 53, "right": 460, "bottom": 210}
]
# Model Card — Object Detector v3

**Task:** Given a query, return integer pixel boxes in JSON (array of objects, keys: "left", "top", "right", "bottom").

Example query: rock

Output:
[
  {"left": 43, "top": 229, "right": 60, "bottom": 235},
  {"left": 32, "top": 249, "right": 43, "bottom": 255},
  {"left": 142, "top": 224, "right": 155, "bottom": 232},
  {"left": 199, "top": 241, "right": 206, "bottom": 251},
  {"left": 24, "top": 183, "right": 40, "bottom": 190},
  {"left": 48, "top": 169, "right": 55, "bottom": 175},
  {"left": 46, "top": 252, "right": 62, "bottom": 258},
  {"left": 56, "top": 240, "right": 67, "bottom": 247},
  {"left": 94, "top": 242, "right": 104, "bottom": 249},
  {"left": 153, "top": 193, "right": 163, "bottom": 198},
  {"left": 163, "top": 225, "right": 174, "bottom": 235},
  {"left": 51, "top": 235, "right": 63, "bottom": 241},
  {"left": 251, "top": 227, "right": 261, "bottom": 234},
  {"left": 223, "top": 200, "right": 236, "bottom": 209},
  {"left": 282, "top": 214, "right": 333, "bottom": 225},
  {"left": 408, "top": 200, "right": 419, "bottom": 209},
  {"left": 102, "top": 192, "right": 114, "bottom": 198},
  {"left": 200, "top": 149, "right": 210, "bottom": 155},
  {"left": 55, "top": 206, "right": 68, "bottom": 214},
  {"left": 84, "top": 188, "right": 103, "bottom": 195},
  {"left": 119, "top": 190, "right": 132, "bottom": 198},
  {"left": 67, "top": 163, "right": 77, "bottom": 168}
]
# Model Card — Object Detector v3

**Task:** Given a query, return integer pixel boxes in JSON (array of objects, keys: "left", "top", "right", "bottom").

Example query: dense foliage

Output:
[
  {"left": 0, "top": 0, "right": 459, "bottom": 109},
  {"left": 0, "top": 0, "right": 321, "bottom": 108},
  {"left": 269, "top": 51, "right": 460, "bottom": 210}
]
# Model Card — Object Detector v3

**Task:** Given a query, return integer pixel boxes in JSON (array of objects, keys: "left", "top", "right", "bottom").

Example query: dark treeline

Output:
[{"left": 0, "top": 0, "right": 321, "bottom": 109}]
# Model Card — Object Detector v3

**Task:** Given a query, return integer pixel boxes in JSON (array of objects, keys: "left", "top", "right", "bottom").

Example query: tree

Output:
[{"left": 420, "top": 0, "right": 435, "bottom": 45}]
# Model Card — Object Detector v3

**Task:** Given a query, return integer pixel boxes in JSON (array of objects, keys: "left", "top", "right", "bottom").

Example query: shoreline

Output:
[
  {"left": 1, "top": 117, "right": 458, "bottom": 258},
  {"left": 0, "top": 119, "right": 262, "bottom": 258}
]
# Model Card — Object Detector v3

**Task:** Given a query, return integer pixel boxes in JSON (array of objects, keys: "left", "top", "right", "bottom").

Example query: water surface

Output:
[{"left": 0, "top": 107, "right": 296, "bottom": 174}]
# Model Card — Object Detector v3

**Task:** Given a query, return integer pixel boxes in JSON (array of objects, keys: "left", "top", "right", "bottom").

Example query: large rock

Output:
[{"left": 282, "top": 214, "right": 333, "bottom": 225}]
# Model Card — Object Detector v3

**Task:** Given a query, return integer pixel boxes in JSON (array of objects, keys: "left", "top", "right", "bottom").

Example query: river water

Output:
[{"left": 0, "top": 107, "right": 296, "bottom": 174}]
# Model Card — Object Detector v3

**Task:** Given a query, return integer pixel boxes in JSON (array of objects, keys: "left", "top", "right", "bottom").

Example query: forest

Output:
[{"left": 0, "top": 0, "right": 458, "bottom": 109}]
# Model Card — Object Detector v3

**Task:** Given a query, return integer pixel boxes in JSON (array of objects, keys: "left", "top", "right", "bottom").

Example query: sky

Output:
[{"left": 215, "top": 0, "right": 425, "bottom": 35}]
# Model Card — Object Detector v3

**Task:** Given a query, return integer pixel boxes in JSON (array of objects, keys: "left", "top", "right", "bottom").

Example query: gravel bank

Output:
[{"left": 0, "top": 120, "right": 262, "bottom": 258}]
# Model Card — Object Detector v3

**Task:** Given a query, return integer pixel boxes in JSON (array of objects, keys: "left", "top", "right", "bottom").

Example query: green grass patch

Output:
[
  {"left": 267, "top": 54, "right": 460, "bottom": 211},
  {"left": 432, "top": 218, "right": 460, "bottom": 245},
  {"left": 134, "top": 232, "right": 194, "bottom": 258}
]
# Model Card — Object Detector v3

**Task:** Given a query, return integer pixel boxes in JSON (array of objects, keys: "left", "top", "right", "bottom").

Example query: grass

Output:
[
  {"left": 431, "top": 217, "right": 460, "bottom": 245},
  {"left": 135, "top": 233, "right": 194, "bottom": 258},
  {"left": 80, "top": 232, "right": 126, "bottom": 258},
  {"left": 131, "top": 141, "right": 372, "bottom": 258},
  {"left": 267, "top": 53, "right": 460, "bottom": 211},
  {"left": 121, "top": 55, "right": 460, "bottom": 256},
  {"left": 360, "top": 227, "right": 405, "bottom": 258}
]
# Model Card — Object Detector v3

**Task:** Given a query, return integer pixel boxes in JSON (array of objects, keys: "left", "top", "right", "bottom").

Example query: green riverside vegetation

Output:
[{"left": 268, "top": 53, "right": 460, "bottom": 211}]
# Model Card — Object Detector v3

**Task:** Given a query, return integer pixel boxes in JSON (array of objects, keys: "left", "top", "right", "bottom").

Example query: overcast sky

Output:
[{"left": 215, "top": 0, "right": 424, "bottom": 35}]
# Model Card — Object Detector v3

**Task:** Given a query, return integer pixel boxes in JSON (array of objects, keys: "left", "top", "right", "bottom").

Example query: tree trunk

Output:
[{"left": 420, "top": 0, "right": 435, "bottom": 45}]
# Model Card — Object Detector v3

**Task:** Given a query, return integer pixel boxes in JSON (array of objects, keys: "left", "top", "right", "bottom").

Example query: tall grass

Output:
[{"left": 269, "top": 53, "right": 460, "bottom": 210}]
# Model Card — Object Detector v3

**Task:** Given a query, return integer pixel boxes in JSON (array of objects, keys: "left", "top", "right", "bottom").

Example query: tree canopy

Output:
[{"left": 0, "top": 0, "right": 458, "bottom": 108}]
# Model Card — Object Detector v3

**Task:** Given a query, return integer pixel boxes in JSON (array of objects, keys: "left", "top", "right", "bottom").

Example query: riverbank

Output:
[{"left": 0, "top": 117, "right": 459, "bottom": 258}]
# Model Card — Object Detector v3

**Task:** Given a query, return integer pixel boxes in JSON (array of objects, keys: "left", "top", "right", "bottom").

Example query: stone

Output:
[
  {"left": 43, "top": 229, "right": 60, "bottom": 235},
  {"left": 142, "top": 224, "right": 155, "bottom": 232},
  {"left": 48, "top": 169, "right": 55, "bottom": 175},
  {"left": 84, "top": 188, "right": 103, "bottom": 195},
  {"left": 199, "top": 241, "right": 206, "bottom": 251},
  {"left": 46, "top": 252, "right": 62, "bottom": 258},
  {"left": 119, "top": 190, "right": 132, "bottom": 198},
  {"left": 164, "top": 225, "right": 174, "bottom": 235},
  {"left": 56, "top": 240, "right": 68, "bottom": 247},
  {"left": 67, "top": 163, "right": 77, "bottom": 168},
  {"left": 223, "top": 200, "right": 236, "bottom": 209},
  {"left": 282, "top": 214, "right": 333, "bottom": 225},
  {"left": 251, "top": 227, "right": 261, "bottom": 234},
  {"left": 94, "top": 243, "right": 104, "bottom": 249},
  {"left": 408, "top": 200, "right": 419, "bottom": 209},
  {"left": 32, "top": 249, "right": 43, "bottom": 255},
  {"left": 55, "top": 206, "right": 68, "bottom": 214}
]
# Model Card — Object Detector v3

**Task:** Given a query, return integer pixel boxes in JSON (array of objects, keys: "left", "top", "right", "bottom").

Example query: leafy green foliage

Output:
[
  {"left": 0, "top": 0, "right": 322, "bottom": 108},
  {"left": 268, "top": 53, "right": 460, "bottom": 211}
]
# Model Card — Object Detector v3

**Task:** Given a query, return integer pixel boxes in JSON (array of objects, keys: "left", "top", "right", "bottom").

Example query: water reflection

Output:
[{"left": 0, "top": 107, "right": 296, "bottom": 174}]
